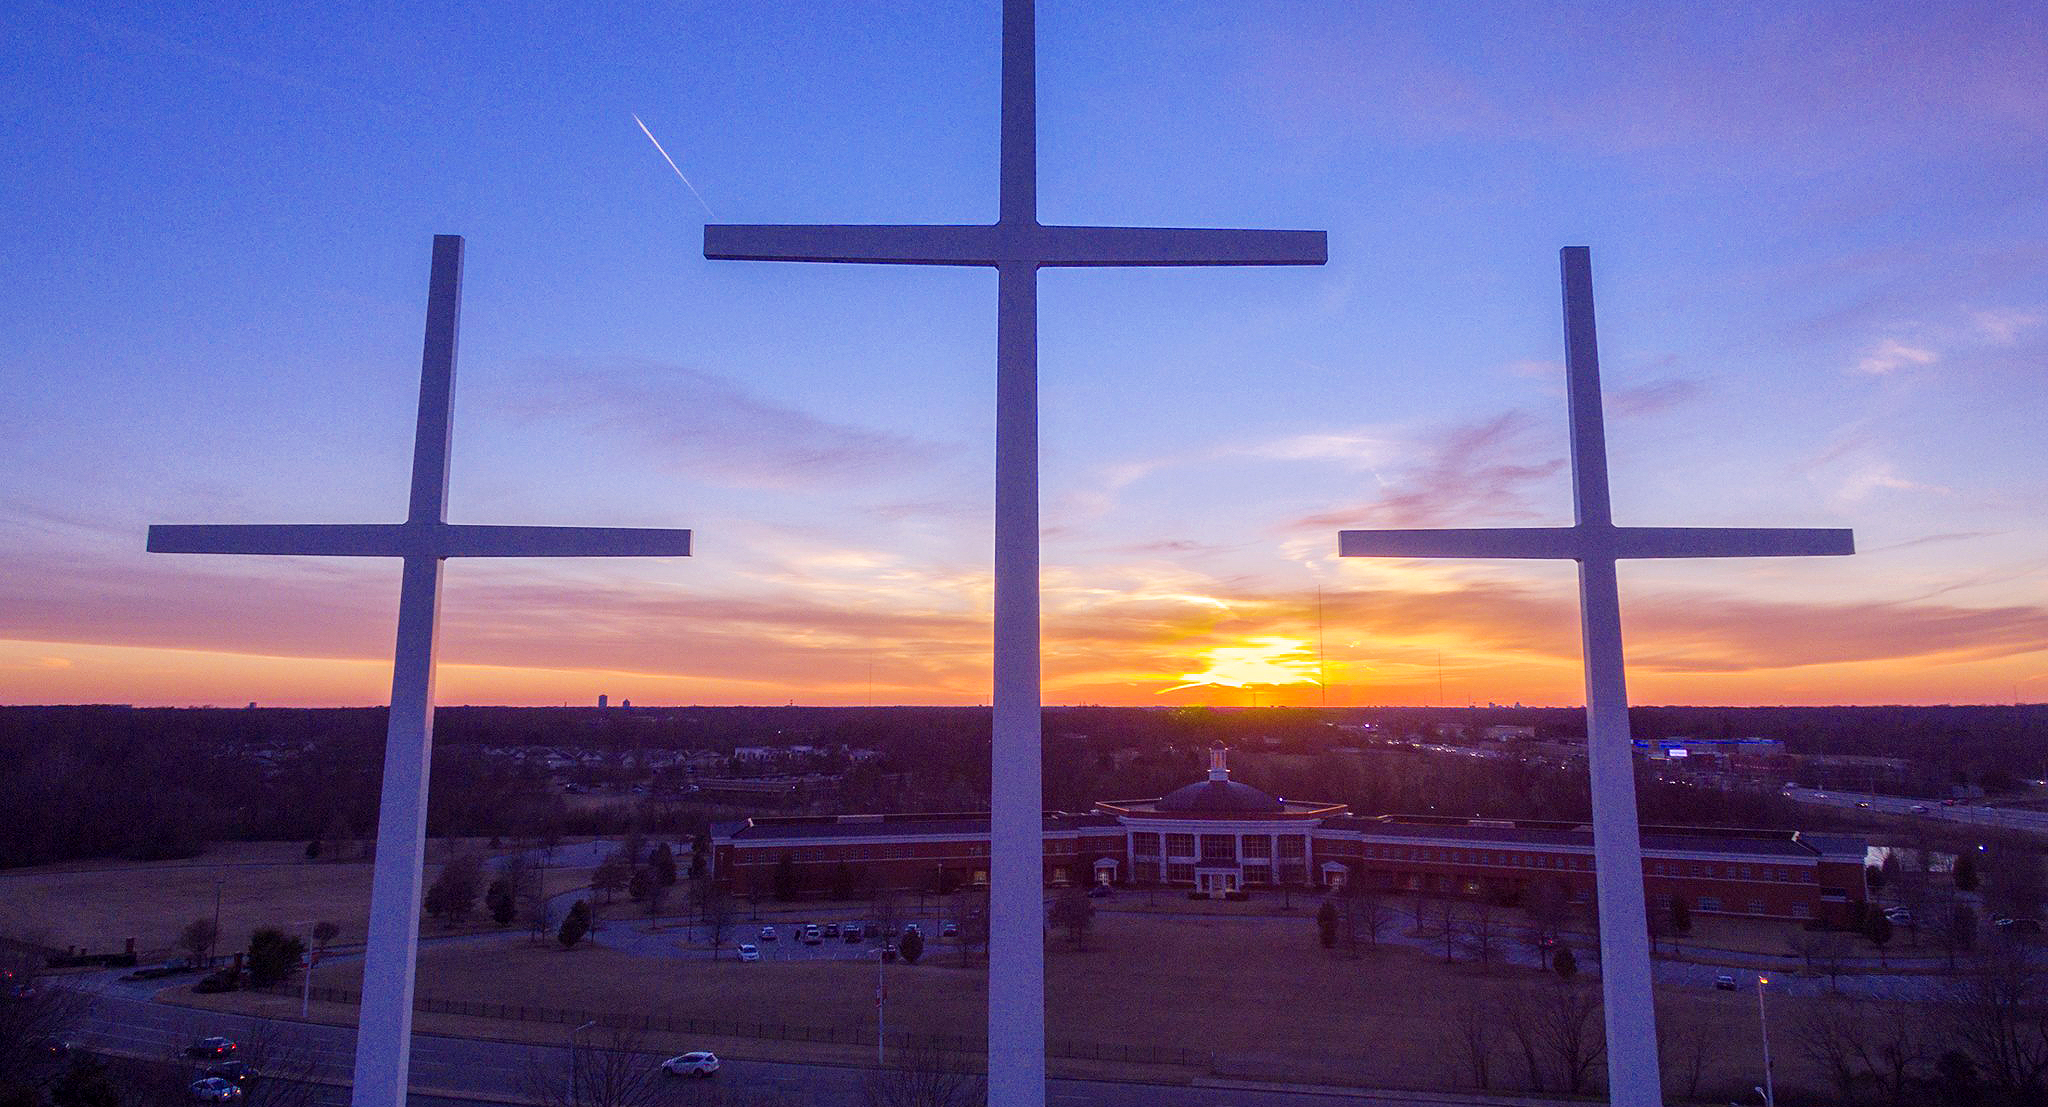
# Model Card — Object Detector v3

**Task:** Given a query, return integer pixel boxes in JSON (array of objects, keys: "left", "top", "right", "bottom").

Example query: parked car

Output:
[
  {"left": 1884, "top": 908, "right": 1913, "bottom": 925},
  {"left": 661, "top": 1052, "right": 719, "bottom": 1077},
  {"left": 1910, "top": 805, "right": 1930, "bottom": 814},
  {"left": 1713, "top": 975, "right": 1737, "bottom": 991},
  {"left": 823, "top": 923, "right": 840, "bottom": 938},
  {"left": 801, "top": 924, "right": 822, "bottom": 945},
  {"left": 940, "top": 921, "right": 958, "bottom": 938},
  {"left": 843, "top": 924, "right": 864, "bottom": 943},
  {"left": 1086, "top": 885, "right": 1112, "bottom": 898},
  {"left": 737, "top": 943, "right": 760, "bottom": 962},
  {"left": 902, "top": 923, "right": 920, "bottom": 938},
  {"left": 188, "top": 1077, "right": 242, "bottom": 1102},
  {"left": 184, "top": 1038, "right": 237, "bottom": 1060},
  {"left": 1856, "top": 801, "right": 1872, "bottom": 809},
  {"left": 880, "top": 944, "right": 898, "bottom": 962},
  {"left": 1995, "top": 917, "right": 2042, "bottom": 935},
  {"left": 758, "top": 926, "right": 776, "bottom": 941}
]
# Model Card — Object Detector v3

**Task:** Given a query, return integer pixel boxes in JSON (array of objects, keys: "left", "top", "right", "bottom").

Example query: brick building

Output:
[{"left": 711, "top": 744, "right": 1866, "bottom": 924}]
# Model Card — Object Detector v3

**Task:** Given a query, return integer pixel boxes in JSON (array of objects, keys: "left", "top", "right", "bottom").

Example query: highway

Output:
[
  {"left": 1781, "top": 787, "right": 2048, "bottom": 835},
  {"left": 61, "top": 982, "right": 1551, "bottom": 1107}
]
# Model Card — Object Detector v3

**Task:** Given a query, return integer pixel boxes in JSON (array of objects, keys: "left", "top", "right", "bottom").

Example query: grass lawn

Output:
[
  {"left": 0, "top": 840, "right": 594, "bottom": 959},
  {"left": 204, "top": 911, "right": 1886, "bottom": 1100}
]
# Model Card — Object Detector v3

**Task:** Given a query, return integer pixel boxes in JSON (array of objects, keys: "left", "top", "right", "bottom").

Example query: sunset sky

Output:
[{"left": 4, "top": 1, "right": 2044, "bottom": 709}]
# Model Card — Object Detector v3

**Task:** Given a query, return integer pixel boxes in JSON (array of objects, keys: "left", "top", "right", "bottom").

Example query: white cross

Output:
[
  {"left": 1339, "top": 246, "right": 1852, "bottom": 1107},
  {"left": 148, "top": 236, "right": 692, "bottom": 1107},
  {"left": 703, "top": 4, "right": 1323, "bottom": 1102}
]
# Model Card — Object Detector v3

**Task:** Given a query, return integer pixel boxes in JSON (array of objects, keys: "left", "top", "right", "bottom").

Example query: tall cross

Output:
[
  {"left": 702, "top": 3, "right": 1324, "bottom": 1102},
  {"left": 148, "top": 236, "right": 693, "bottom": 1107},
  {"left": 1339, "top": 246, "right": 1852, "bottom": 1107}
]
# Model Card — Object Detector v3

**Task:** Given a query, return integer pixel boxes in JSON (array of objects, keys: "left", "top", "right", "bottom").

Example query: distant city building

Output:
[
  {"left": 598, "top": 694, "right": 608, "bottom": 709},
  {"left": 712, "top": 744, "right": 1866, "bottom": 924}
]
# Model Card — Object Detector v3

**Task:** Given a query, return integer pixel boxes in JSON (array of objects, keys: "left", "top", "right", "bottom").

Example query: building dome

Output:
[
  {"left": 1154, "top": 778, "right": 1285, "bottom": 813},
  {"left": 1154, "top": 744, "right": 1284, "bottom": 813}
]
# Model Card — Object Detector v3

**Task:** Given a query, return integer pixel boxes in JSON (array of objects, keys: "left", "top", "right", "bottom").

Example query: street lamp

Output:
[
  {"left": 1755, "top": 974, "right": 1776, "bottom": 1107},
  {"left": 211, "top": 877, "right": 224, "bottom": 967}
]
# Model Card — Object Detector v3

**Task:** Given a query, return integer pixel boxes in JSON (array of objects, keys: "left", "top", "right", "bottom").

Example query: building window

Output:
[
  {"left": 1134, "top": 861, "right": 1160, "bottom": 883},
  {"left": 1166, "top": 863, "right": 1195, "bottom": 884},
  {"left": 1698, "top": 896, "right": 1722, "bottom": 912},
  {"left": 1241, "top": 835, "right": 1271, "bottom": 859},
  {"left": 1749, "top": 900, "right": 1767, "bottom": 915},
  {"left": 1279, "top": 835, "right": 1306, "bottom": 860},
  {"left": 1278, "top": 861, "right": 1307, "bottom": 885},
  {"left": 1132, "top": 832, "right": 1160, "bottom": 858},
  {"left": 1791, "top": 902, "right": 1809, "bottom": 919},
  {"left": 1243, "top": 864, "right": 1271, "bottom": 885},
  {"left": 1165, "top": 834, "right": 1195, "bottom": 858},
  {"left": 1200, "top": 835, "right": 1235, "bottom": 862}
]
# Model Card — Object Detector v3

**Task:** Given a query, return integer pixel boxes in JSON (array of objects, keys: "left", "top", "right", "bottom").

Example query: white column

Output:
[
  {"left": 989, "top": 256, "right": 1044, "bottom": 1107},
  {"left": 350, "top": 555, "right": 443, "bottom": 1107}
]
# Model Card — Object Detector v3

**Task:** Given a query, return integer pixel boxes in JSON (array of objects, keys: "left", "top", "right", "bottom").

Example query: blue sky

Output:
[{"left": 3, "top": 0, "right": 2045, "bottom": 707}]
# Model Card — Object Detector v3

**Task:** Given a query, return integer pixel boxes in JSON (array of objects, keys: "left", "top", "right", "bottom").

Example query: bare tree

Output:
[
  {"left": 1524, "top": 880, "right": 1569, "bottom": 971},
  {"left": 1449, "top": 1000, "right": 1494, "bottom": 1089},
  {"left": 1813, "top": 933, "right": 1854, "bottom": 993},
  {"left": 1433, "top": 900, "right": 1461, "bottom": 963},
  {"left": 1794, "top": 999, "right": 1866, "bottom": 1105},
  {"left": 1455, "top": 900, "right": 1504, "bottom": 971},
  {"left": 179, "top": 917, "right": 219, "bottom": 967},
  {"left": 0, "top": 957, "right": 88, "bottom": 1089},
  {"left": 1502, "top": 979, "right": 1605, "bottom": 1095},
  {"left": 1785, "top": 929, "right": 1824, "bottom": 975},
  {"left": 860, "top": 1040, "right": 986, "bottom": 1107},
  {"left": 1941, "top": 946, "right": 2048, "bottom": 1100},
  {"left": 702, "top": 884, "right": 735, "bottom": 959},
  {"left": 1342, "top": 884, "right": 1390, "bottom": 954},
  {"left": 233, "top": 1023, "right": 333, "bottom": 1107},
  {"left": 1655, "top": 999, "right": 1710, "bottom": 1102},
  {"left": 521, "top": 1024, "right": 672, "bottom": 1107}
]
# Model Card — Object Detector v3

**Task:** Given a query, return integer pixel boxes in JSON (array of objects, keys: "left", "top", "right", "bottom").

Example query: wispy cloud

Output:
[
  {"left": 1609, "top": 376, "right": 1705, "bottom": 418},
  {"left": 1855, "top": 338, "right": 1938, "bottom": 375},
  {"left": 489, "top": 359, "right": 948, "bottom": 491},
  {"left": 1972, "top": 308, "right": 2044, "bottom": 345},
  {"left": 1288, "top": 411, "right": 1564, "bottom": 531}
]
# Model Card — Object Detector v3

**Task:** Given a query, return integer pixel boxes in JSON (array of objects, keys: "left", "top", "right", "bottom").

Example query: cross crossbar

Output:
[
  {"left": 705, "top": 222, "right": 1325, "bottom": 268},
  {"left": 1339, "top": 524, "right": 1853, "bottom": 561},
  {"left": 148, "top": 522, "right": 692, "bottom": 559}
]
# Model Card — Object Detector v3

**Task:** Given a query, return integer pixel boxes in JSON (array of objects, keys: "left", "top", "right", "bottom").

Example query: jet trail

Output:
[{"left": 632, "top": 113, "right": 715, "bottom": 219}]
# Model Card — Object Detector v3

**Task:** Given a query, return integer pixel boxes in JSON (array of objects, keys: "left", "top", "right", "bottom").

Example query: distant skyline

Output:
[{"left": 4, "top": 1, "right": 2045, "bottom": 709}]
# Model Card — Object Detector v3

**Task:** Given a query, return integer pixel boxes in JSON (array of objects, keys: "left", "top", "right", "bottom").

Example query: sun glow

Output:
[{"left": 1163, "top": 636, "right": 1322, "bottom": 693}]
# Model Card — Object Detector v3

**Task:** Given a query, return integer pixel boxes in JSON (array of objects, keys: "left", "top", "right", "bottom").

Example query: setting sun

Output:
[{"left": 1164, "top": 636, "right": 1323, "bottom": 693}]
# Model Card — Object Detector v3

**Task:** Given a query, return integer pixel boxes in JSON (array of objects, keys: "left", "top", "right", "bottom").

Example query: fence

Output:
[{"left": 276, "top": 983, "right": 1210, "bottom": 1069}]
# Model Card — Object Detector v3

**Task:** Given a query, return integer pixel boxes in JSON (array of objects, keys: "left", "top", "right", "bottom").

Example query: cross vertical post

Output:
[
  {"left": 148, "top": 235, "right": 695, "bottom": 1107},
  {"left": 351, "top": 234, "right": 461, "bottom": 1107},
  {"left": 1338, "top": 247, "right": 1852, "bottom": 1107},
  {"left": 702, "top": 3, "right": 1323, "bottom": 1102}
]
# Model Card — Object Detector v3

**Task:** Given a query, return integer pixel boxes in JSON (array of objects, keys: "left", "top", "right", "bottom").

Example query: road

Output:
[
  {"left": 62, "top": 982, "right": 1563, "bottom": 1107},
  {"left": 1782, "top": 787, "right": 2048, "bottom": 835}
]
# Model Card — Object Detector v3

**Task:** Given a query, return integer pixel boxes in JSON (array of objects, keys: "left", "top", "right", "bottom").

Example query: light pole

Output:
[
  {"left": 212, "top": 877, "right": 224, "bottom": 967},
  {"left": 875, "top": 947, "right": 886, "bottom": 1066},
  {"left": 1755, "top": 974, "right": 1776, "bottom": 1107}
]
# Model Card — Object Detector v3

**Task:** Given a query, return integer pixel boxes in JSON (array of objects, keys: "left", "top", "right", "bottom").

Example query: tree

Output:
[
  {"left": 1503, "top": 979, "right": 1605, "bottom": 1095},
  {"left": 1941, "top": 946, "right": 2048, "bottom": 1100},
  {"left": 690, "top": 832, "right": 710, "bottom": 880},
  {"left": 1865, "top": 912, "right": 1894, "bottom": 967},
  {"left": 1787, "top": 929, "right": 1825, "bottom": 974},
  {"left": 649, "top": 842, "right": 677, "bottom": 887},
  {"left": 486, "top": 878, "right": 517, "bottom": 926},
  {"left": 1956, "top": 852, "right": 1981, "bottom": 893},
  {"left": 772, "top": 853, "right": 800, "bottom": 902},
  {"left": 899, "top": 928, "right": 924, "bottom": 965},
  {"left": 1316, "top": 901, "right": 1338, "bottom": 948},
  {"left": 180, "top": 917, "right": 220, "bottom": 967},
  {"left": 1866, "top": 862, "right": 1887, "bottom": 894},
  {"left": 558, "top": 900, "right": 591, "bottom": 949},
  {"left": 521, "top": 1024, "right": 670, "bottom": 1107},
  {"left": 591, "top": 851, "right": 630, "bottom": 905},
  {"left": 303, "top": 838, "right": 322, "bottom": 861},
  {"left": 0, "top": 958, "right": 87, "bottom": 1090},
  {"left": 246, "top": 928, "right": 306, "bottom": 988},
  {"left": 1552, "top": 945, "right": 1578, "bottom": 980},
  {"left": 1455, "top": 900, "right": 1504, "bottom": 971},
  {"left": 859, "top": 1039, "right": 985, "bottom": 1107},
  {"left": 424, "top": 852, "right": 483, "bottom": 925},
  {"left": 312, "top": 920, "right": 339, "bottom": 950},
  {"left": 1666, "top": 897, "right": 1692, "bottom": 938},
  {"left": 701, "top": 884, "right": 735, "bottom": 959},
  {"left": 626, "top": 868, "right": 650, "bottom": 904},
  {"left": 1048, "top": 886, "right": 1094, "bottom": 951}
]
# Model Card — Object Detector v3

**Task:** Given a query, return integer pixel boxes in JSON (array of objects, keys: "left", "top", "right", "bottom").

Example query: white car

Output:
[
  {"left": 662, "top": 1052, "right": 719, "bottom": 1077},
  {"left": 189, "top": 1077, "right": 243, "bottom": 1102},
  {"left": 758, "top": 926, "right": 776, "bottom": 941},
  {"left": 737, "top": 943, "right": 760, "bottom": 962}
]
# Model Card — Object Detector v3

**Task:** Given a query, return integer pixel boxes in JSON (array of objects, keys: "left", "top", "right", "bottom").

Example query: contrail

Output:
[{"left": 632, "top": 113, "right": 715, "bottom": 219}]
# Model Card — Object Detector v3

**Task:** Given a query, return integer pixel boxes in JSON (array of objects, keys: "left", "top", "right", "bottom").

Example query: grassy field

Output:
[
  {"left": 0, "top": 840, "right": 594, "bottom": 959},
  {"left": 215, "top": 911, "right": 1875, "bottom": 1100}
]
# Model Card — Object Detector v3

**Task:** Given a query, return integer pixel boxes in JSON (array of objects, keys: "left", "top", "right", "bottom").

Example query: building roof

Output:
[
  {"left": 722, "top": 811, "right": 1120, "bottom": 843},
  {"left": 1321, "top": 814, "right": 1823, "bottom": 859},
  {"left": 1155, "top": 778, "right": 1285, "bottom": 814}
]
